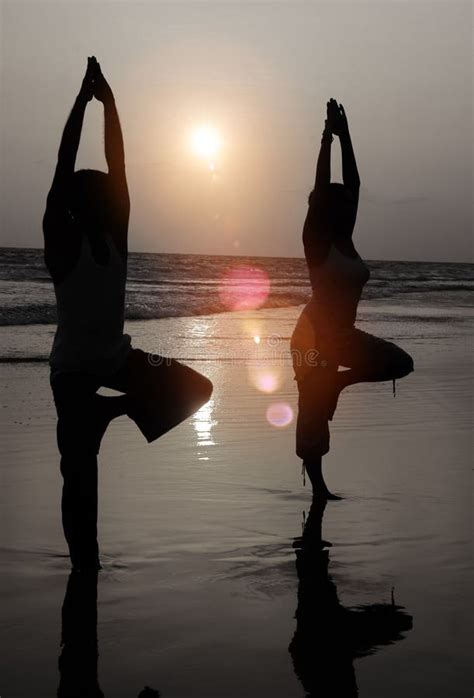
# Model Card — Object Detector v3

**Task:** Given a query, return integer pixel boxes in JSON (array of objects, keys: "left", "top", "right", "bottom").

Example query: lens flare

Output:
[
  {"left": 218, "top": 265, "right": 270, "bottom": 311},
  {"left": 248, "top": 367, "right": 281, "bottom": 394},
  {"left": 266, "top": 402, "right": 294, "bottom": 428}
]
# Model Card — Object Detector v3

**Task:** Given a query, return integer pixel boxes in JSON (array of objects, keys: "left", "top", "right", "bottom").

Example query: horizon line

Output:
[{"left": 0, "top": 244, "right": 472, "bottom": 267}]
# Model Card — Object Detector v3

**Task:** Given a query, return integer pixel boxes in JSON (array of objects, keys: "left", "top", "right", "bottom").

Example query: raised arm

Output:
[
  {"left": 104, "top": 97, "right": 126, "bottom": 176},
  {"left": 91, "top": 58, "right": 125, "bottom": 178},
  {"left": 92, "top": 58, "right": 130, "bottom": 251},
  {"left": 43, "top": 60, "right": 95, "bottom": 280},
  {"left": 51, "top": 59, "right": 95, "bottom": 188},
  {"left": 312, "top": 112, "right": 333, "bottom": 197},
  {"left": 329, "top": 100, "right": 360, "bottom": 196},
  {"left": 303, "top": 105, "right": 334, "bottom": 265}
]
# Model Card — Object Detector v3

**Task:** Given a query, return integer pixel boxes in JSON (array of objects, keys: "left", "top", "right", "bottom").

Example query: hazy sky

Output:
[{"left": 0, "top": 1, "right": 471, "bottom": 261}]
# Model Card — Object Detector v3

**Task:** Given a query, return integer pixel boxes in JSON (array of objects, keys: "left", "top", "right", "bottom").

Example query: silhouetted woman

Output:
[
  {"left": 291, "top": 99, "right": 414, "bottom": 498},
  {"left": 44, "top": 58, "right": 212, "bottom": 571}
]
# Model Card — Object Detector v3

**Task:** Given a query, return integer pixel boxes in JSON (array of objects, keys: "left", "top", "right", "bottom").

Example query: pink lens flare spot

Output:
[
  {"left": 249, "top": 367, "right": 281, "bottom": 394},
  {"left": 266, "top": 402, "right": 293, "bottom": 428},
  {"left": 218, "top": 265, "right": 270, "bottom": 311}
]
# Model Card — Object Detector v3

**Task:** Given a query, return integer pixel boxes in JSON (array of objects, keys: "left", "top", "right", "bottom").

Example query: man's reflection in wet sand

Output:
[
  {"left": 289, "top": 498, "right": 413, "bottom": 696},
  {"left": 57, "top": 570, "right": 160, "bottom": 698}
]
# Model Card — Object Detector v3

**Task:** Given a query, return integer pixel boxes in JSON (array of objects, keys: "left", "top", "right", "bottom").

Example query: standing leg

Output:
[
  {"left": 59, "top": 449, "right": 100, "bottom": 570},
  {"left": 291, "top": 309, "right": 341, "bottom": 499},
  {"left": 295, "top": 370, "right": 341, "bottom": 499},
  {"left": 303, "top": 456, "right": 342, "bottom": 500},
  {"left": 51, "top": 373, "right": 117, "bottom": 570}
]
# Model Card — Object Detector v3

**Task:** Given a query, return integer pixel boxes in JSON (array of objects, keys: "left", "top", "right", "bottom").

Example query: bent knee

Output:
[
  {"left": 389, "top": 348, "right": 414, "bottom": 379},
  {"left": 200, "top": 375, "right": 213, "bottom": 403}
]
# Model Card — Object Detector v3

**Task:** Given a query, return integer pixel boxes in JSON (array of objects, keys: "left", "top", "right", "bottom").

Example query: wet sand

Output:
[{"left": 0, "top": 300, "right": 471, "bottom": 697}]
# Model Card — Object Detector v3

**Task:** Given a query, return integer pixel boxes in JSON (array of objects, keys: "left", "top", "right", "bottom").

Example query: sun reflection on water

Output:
[{"left": 193, "top": 398, "right": 217, "bottom": 459}]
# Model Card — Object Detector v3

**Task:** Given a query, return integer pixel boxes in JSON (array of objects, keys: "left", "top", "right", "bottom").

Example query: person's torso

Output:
[
  {"left": 307, "top": 242, "right": 370, "bottom": 330},
  {"left": 50, "top": 233, "right": 130, "bottom": 375}
]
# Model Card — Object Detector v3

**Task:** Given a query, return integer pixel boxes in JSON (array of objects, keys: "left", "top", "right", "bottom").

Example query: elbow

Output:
[
  {"left": 347, "top": 179, "right": 360, "bottom": 198},
  {"left": 349, "top": 174, "right": 360, "bottom": 190}
]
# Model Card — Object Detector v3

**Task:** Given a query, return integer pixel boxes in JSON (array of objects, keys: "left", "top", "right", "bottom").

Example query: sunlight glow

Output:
[{"left": 191, "top": 125, "right": 221, "bottom": 160}]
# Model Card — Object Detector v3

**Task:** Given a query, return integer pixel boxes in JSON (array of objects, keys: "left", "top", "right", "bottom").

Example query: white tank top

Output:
[{"left": 50, "top": 234, "right": 131, "bottom": 376}]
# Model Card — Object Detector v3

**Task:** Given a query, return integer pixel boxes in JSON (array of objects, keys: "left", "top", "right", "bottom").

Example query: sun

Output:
[{"left": 191, "top": 125, "right": 221, "bottom": 161}]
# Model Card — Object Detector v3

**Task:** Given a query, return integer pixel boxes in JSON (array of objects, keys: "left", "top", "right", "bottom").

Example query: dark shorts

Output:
[{"left": 51, "top": 348, "right": 213, "bottom": 455}]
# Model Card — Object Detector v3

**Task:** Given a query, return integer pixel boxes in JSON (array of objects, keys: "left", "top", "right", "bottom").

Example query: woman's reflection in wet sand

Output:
[
  {"left": 289, "top": 498, "right": 413, "bottom": 696},
  {"left": 57, "top": 570, "right": 160, "bottom": 698}
]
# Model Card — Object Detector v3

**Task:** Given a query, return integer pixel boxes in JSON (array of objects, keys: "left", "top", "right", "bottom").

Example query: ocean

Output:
[{"left": 1, "top": 246, "right": 473, "bottom": 328}]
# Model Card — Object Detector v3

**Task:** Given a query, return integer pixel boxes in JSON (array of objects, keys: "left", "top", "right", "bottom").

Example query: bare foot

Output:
[
  {"left": 292, "top": 536, "right": 333, "bottom": 549},
  {"left": 313, "top": 487, "right": 343, "bottom": 501},
  {"left": 303, "top": 461, "right": 343, "bottom": 500}
]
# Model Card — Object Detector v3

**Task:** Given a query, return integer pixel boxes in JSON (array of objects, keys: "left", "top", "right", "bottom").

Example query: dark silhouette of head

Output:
[
  {"left": 326, "top": 183, "right": 357, "bottom": 239},
  {"left": 67, "top": 169, "right": 111, "bottom": 233}
]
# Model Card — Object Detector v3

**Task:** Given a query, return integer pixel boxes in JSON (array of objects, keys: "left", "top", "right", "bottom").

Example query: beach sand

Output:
[{"left": 0, "top": 299, "right": 471, "bottom": 697}]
